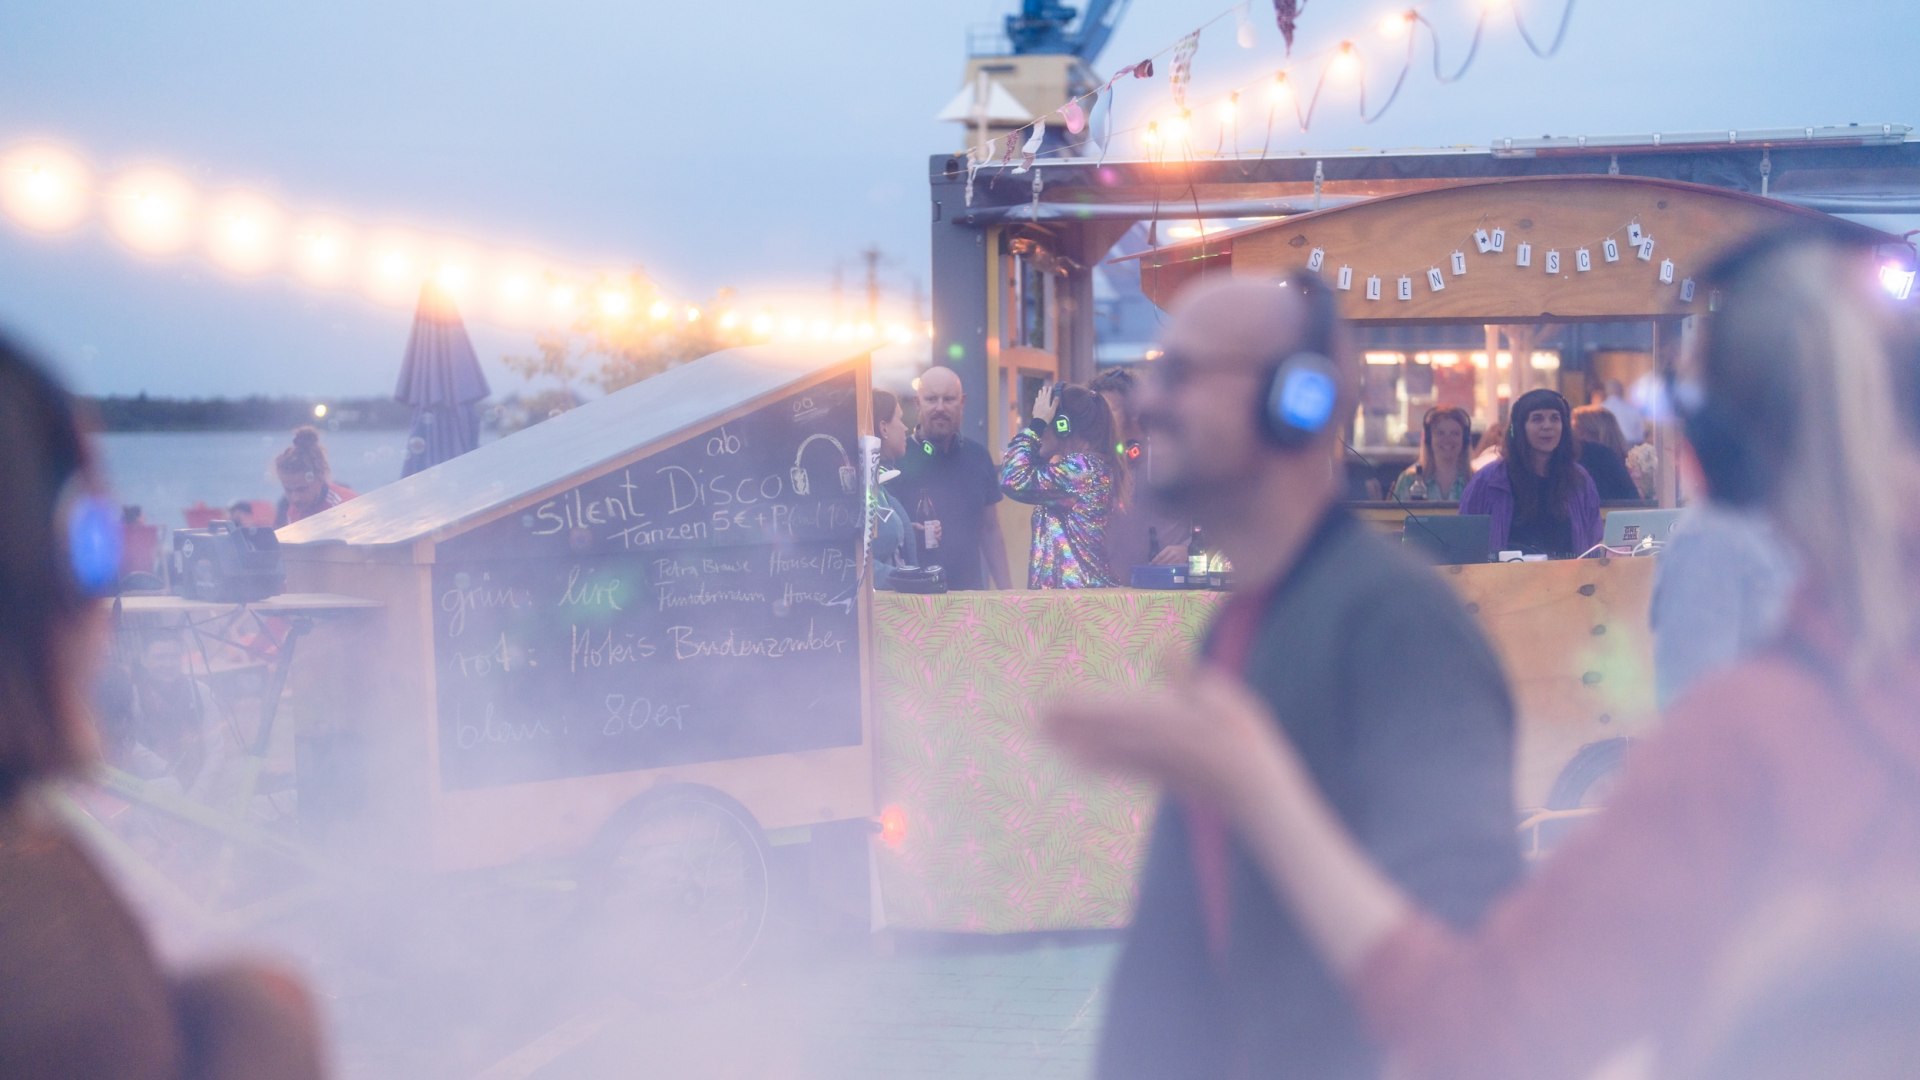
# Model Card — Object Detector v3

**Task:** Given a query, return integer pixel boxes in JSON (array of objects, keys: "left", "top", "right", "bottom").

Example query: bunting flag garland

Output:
[
  {"left": 1013, "top": 124, "right": 1046, "bottom": 174},
  {"left": 1236, "top": 1, "right": 1258, "bottom": 49},
  {"left": 1302, "top": 215, "right": 1699, "bottom": 307},
  {"left": 1274, "top": 0, "right": 1307, "bottom": 54},
  {"left": 1171, "top": 32, "right": 1202, "bottom": 110},
  {"left": 960, "top": 0, "right": 1578, "bottom": 182},
  {"left": 1062, "top": 98, "right": 1088, "bottom": 135}
]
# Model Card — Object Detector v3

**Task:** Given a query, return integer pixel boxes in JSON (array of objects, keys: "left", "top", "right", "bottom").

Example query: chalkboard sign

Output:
[{"left": 433, "top": 374, "right": 865, "bottom": 790}]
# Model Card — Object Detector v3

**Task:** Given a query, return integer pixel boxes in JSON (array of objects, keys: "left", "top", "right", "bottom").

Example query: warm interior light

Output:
[
  {"left": 1365, "top": 350, "right": 1404, "bottom": 366},
  {"left": 1429, "top": 351, "right": 1461, "bottom": 367},
  {"left": 1530, "top": 350, "right": 1561, "bottom": 370}
]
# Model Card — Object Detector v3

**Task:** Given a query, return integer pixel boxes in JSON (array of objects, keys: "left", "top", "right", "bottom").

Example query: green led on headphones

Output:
[{"left": 1053, "top": 414, "right": 1072, "bottom": 435}]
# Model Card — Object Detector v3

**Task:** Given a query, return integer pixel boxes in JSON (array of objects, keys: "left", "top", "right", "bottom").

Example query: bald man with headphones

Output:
[{"left": 1072, "top": 275, "right": 1521, "bottom": 1080}]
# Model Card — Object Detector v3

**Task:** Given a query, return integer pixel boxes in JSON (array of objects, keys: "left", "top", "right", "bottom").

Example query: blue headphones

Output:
[
  {"left": 1259, "top": 274, "right": 1342, "bottom": 449},
  {"left": 57, "top": 478, "right": 123, "bottom": 598}
]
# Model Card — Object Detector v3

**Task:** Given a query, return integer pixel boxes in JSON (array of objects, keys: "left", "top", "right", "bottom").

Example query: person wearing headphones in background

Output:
[
  {"left": 1054, "top": 274, "right": 1520, "bottom": 1079},
  {"left": 998, "top": 382, "right": 1119, "bottom": 589},
  {"left": 1460, "top": 387, "right": 1602, "bottom": 558},
  {"left": 895, "top": 366, "right": 1013, "bottom": 590},
  {"left": 1393, "top": 405, "right": 1476, "bottom": 502},
  {"left": 1046, "top": 227, "right": 1920, "bottom": 1080},
  {"left": 0, "top": 337, "right": 322, "bottom": 1078},
  {"left": 868, "top": 389, "right": 919, "bottom": 588}
]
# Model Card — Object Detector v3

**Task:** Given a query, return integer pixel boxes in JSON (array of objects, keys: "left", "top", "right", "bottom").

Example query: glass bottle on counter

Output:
[{"left": 1187, "top": 526, "right": 1207, "bottom": 583}]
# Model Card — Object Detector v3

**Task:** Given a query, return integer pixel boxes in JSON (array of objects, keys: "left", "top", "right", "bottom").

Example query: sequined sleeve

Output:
[{"left": 1000, "top": 429, "right": 1093, "bottom": 505}]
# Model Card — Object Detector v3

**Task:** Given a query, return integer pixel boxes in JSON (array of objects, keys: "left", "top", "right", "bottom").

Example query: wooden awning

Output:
[{"left": 1120, "top": 175, "right": 1895, "bottom": 322}]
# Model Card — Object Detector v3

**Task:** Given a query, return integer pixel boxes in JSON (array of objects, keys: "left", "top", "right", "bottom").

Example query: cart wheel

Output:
[
  {"left": 583, "top": 785, "right": 771, "bottom": 998},
  {"left": 1537, "top": 737, "right": 1632, "bottom": 851},
  {"left": 1547, "top": 736, "right": 1633, "bottom": 811}
]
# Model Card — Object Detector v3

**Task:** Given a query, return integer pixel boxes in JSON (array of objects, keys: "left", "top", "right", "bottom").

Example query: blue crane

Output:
[{"left": 1003, "top": 0, "right": 1131, "bottom": 63}]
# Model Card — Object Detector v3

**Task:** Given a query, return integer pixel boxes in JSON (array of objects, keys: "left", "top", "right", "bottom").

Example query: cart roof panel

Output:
[{"left": 276, "top": 344, "right": 869, "bottom": 549}]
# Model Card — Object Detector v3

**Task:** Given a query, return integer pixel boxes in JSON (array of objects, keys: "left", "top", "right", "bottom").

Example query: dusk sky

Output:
[{"left": 0, "top": 0, "right": 1908, "bottom": 397}]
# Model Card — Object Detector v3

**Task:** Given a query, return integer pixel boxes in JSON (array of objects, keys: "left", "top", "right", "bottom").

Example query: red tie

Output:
[{"left": 1186, "top": 591, "right": 1267, "bottom": 967}]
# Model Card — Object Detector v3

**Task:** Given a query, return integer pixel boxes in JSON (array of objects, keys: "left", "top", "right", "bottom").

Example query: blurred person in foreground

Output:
[
  {"left": 894, "top": 366, "right": 1012, "bottom": 590},
  {"left": 273, "top": 426, "right": 356, "bottom": 527},
  {"left": 1049, "top": 227, "right": 1920, "bottom": 1079},
  {"left": 0, "top": 337, "right": 324, "bottom": 1079},
  {"left": 999, "top": 382, "right": 1119, "bottom": 588},
  {"left": 1073, "top": 274, "right": 1521, "bottom": 1079}
]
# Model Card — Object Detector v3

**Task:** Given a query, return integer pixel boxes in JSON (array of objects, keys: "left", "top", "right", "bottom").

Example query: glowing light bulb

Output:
[
  {"left": 856, "top": 322, "right": 876, "bottom": 340},
  {"left": 1218, "top": 94, "right": 1238, "bottom": 124},
  {"left": 717, "top": 310, "right": 739, "bottom": 331},
  {"left": 1141, "top": 121, "right": 1162, "bottom": 150},
  {"left": 1380, "top": 9, "right": 1416, "bottom": 36},
  {"left": 312, "top": 403, "right": 329, "bottom": 419},
  {"left": 809, "top": 320, "right": 831, "bottom": 341},
  {"left": 1331, "top": 42, "right": 1360, "bottom": 79},
  {"left": 498, "top": 272, "right": 532, "bottom": 304},
  {"left": 107, "top": 168, "right": 196, "bottom": 255},
  {"left": 206, "top": 193, "right": 283, "bottom": 275},
  {"left": 1167, "top": 111, "right": 1192, "bottom": 144},
  {"left": 1269, "top": 72, "right": 1293, "bottom": 105},
  {"left": 648, "top": 299, "right": 673, "bottom": 322},
  {"left": 782, "top": 317, "right": 805, "bottom": 339},
  {"left": 0, "top": 146, "right": 88, "bottom": 233},
  {"left": 599, "top": 289, "right": 633, "bottom": 319},
  {"left": 435, "top": 262, "right": 471, "bottom": 294},
  {"left": 886, "top": 323, "right": 912, "bottom": 345},
  {"left": 549, "top": 284, "right": 578, "bottom": 311},
  {"left": 291, "top": 220, "right": 351, "bottom": 285},
  {"left": 750, "top": 314, "right": 774, "bottom": 337},
  {"left": 684, "top": 305, "right": 702, "bottom": 323}
]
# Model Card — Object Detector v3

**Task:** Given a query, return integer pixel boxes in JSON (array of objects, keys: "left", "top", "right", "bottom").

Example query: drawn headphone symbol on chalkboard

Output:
[{"left": 791, "top": 433, "right": 857, "bottom": 497}]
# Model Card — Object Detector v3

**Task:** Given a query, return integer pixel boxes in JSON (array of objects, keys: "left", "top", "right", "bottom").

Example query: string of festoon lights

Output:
[
  {"left": 0, "top": 140, "right": 930, "bottom": 347},
  {"left": 964, "top": 0, "right": 1578, "bottom": 196}
]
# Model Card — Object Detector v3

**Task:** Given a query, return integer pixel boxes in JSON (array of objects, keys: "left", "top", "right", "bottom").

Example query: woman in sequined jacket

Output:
[{"left": 1000, "top": 382, "right": 1118, "bottom": 589}]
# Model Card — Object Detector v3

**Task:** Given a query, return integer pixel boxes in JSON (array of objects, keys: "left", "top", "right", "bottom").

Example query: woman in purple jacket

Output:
[{"left": 1460, "top": 388, "right": 1601, "bottom": 558}]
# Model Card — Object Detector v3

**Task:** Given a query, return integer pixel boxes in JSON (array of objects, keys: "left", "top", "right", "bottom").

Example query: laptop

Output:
[
  {"left": 1603, "top": 508, "right": 1683, "bottom": 551},
  {"left": 1402, "top": 514, "right": 1492, "bottom": 565}
]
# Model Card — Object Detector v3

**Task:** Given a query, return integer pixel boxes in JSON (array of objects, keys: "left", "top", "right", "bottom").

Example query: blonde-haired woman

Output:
[
  {"left": 1392, "top": 406, "right": 1474, "bottom": 501},
  {"left": 1050, "top": 226, "right": 1920, "bottom": 1079}
]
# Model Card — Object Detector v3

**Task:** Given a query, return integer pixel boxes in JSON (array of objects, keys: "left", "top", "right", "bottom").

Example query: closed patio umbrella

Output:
[{"left": 395, "top": 282, "right": 490, "bottom": 478}]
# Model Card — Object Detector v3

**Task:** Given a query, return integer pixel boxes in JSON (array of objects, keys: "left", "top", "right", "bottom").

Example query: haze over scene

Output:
[{"left": 0, "top": 0, "right": 1907, "bottom": 397}]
